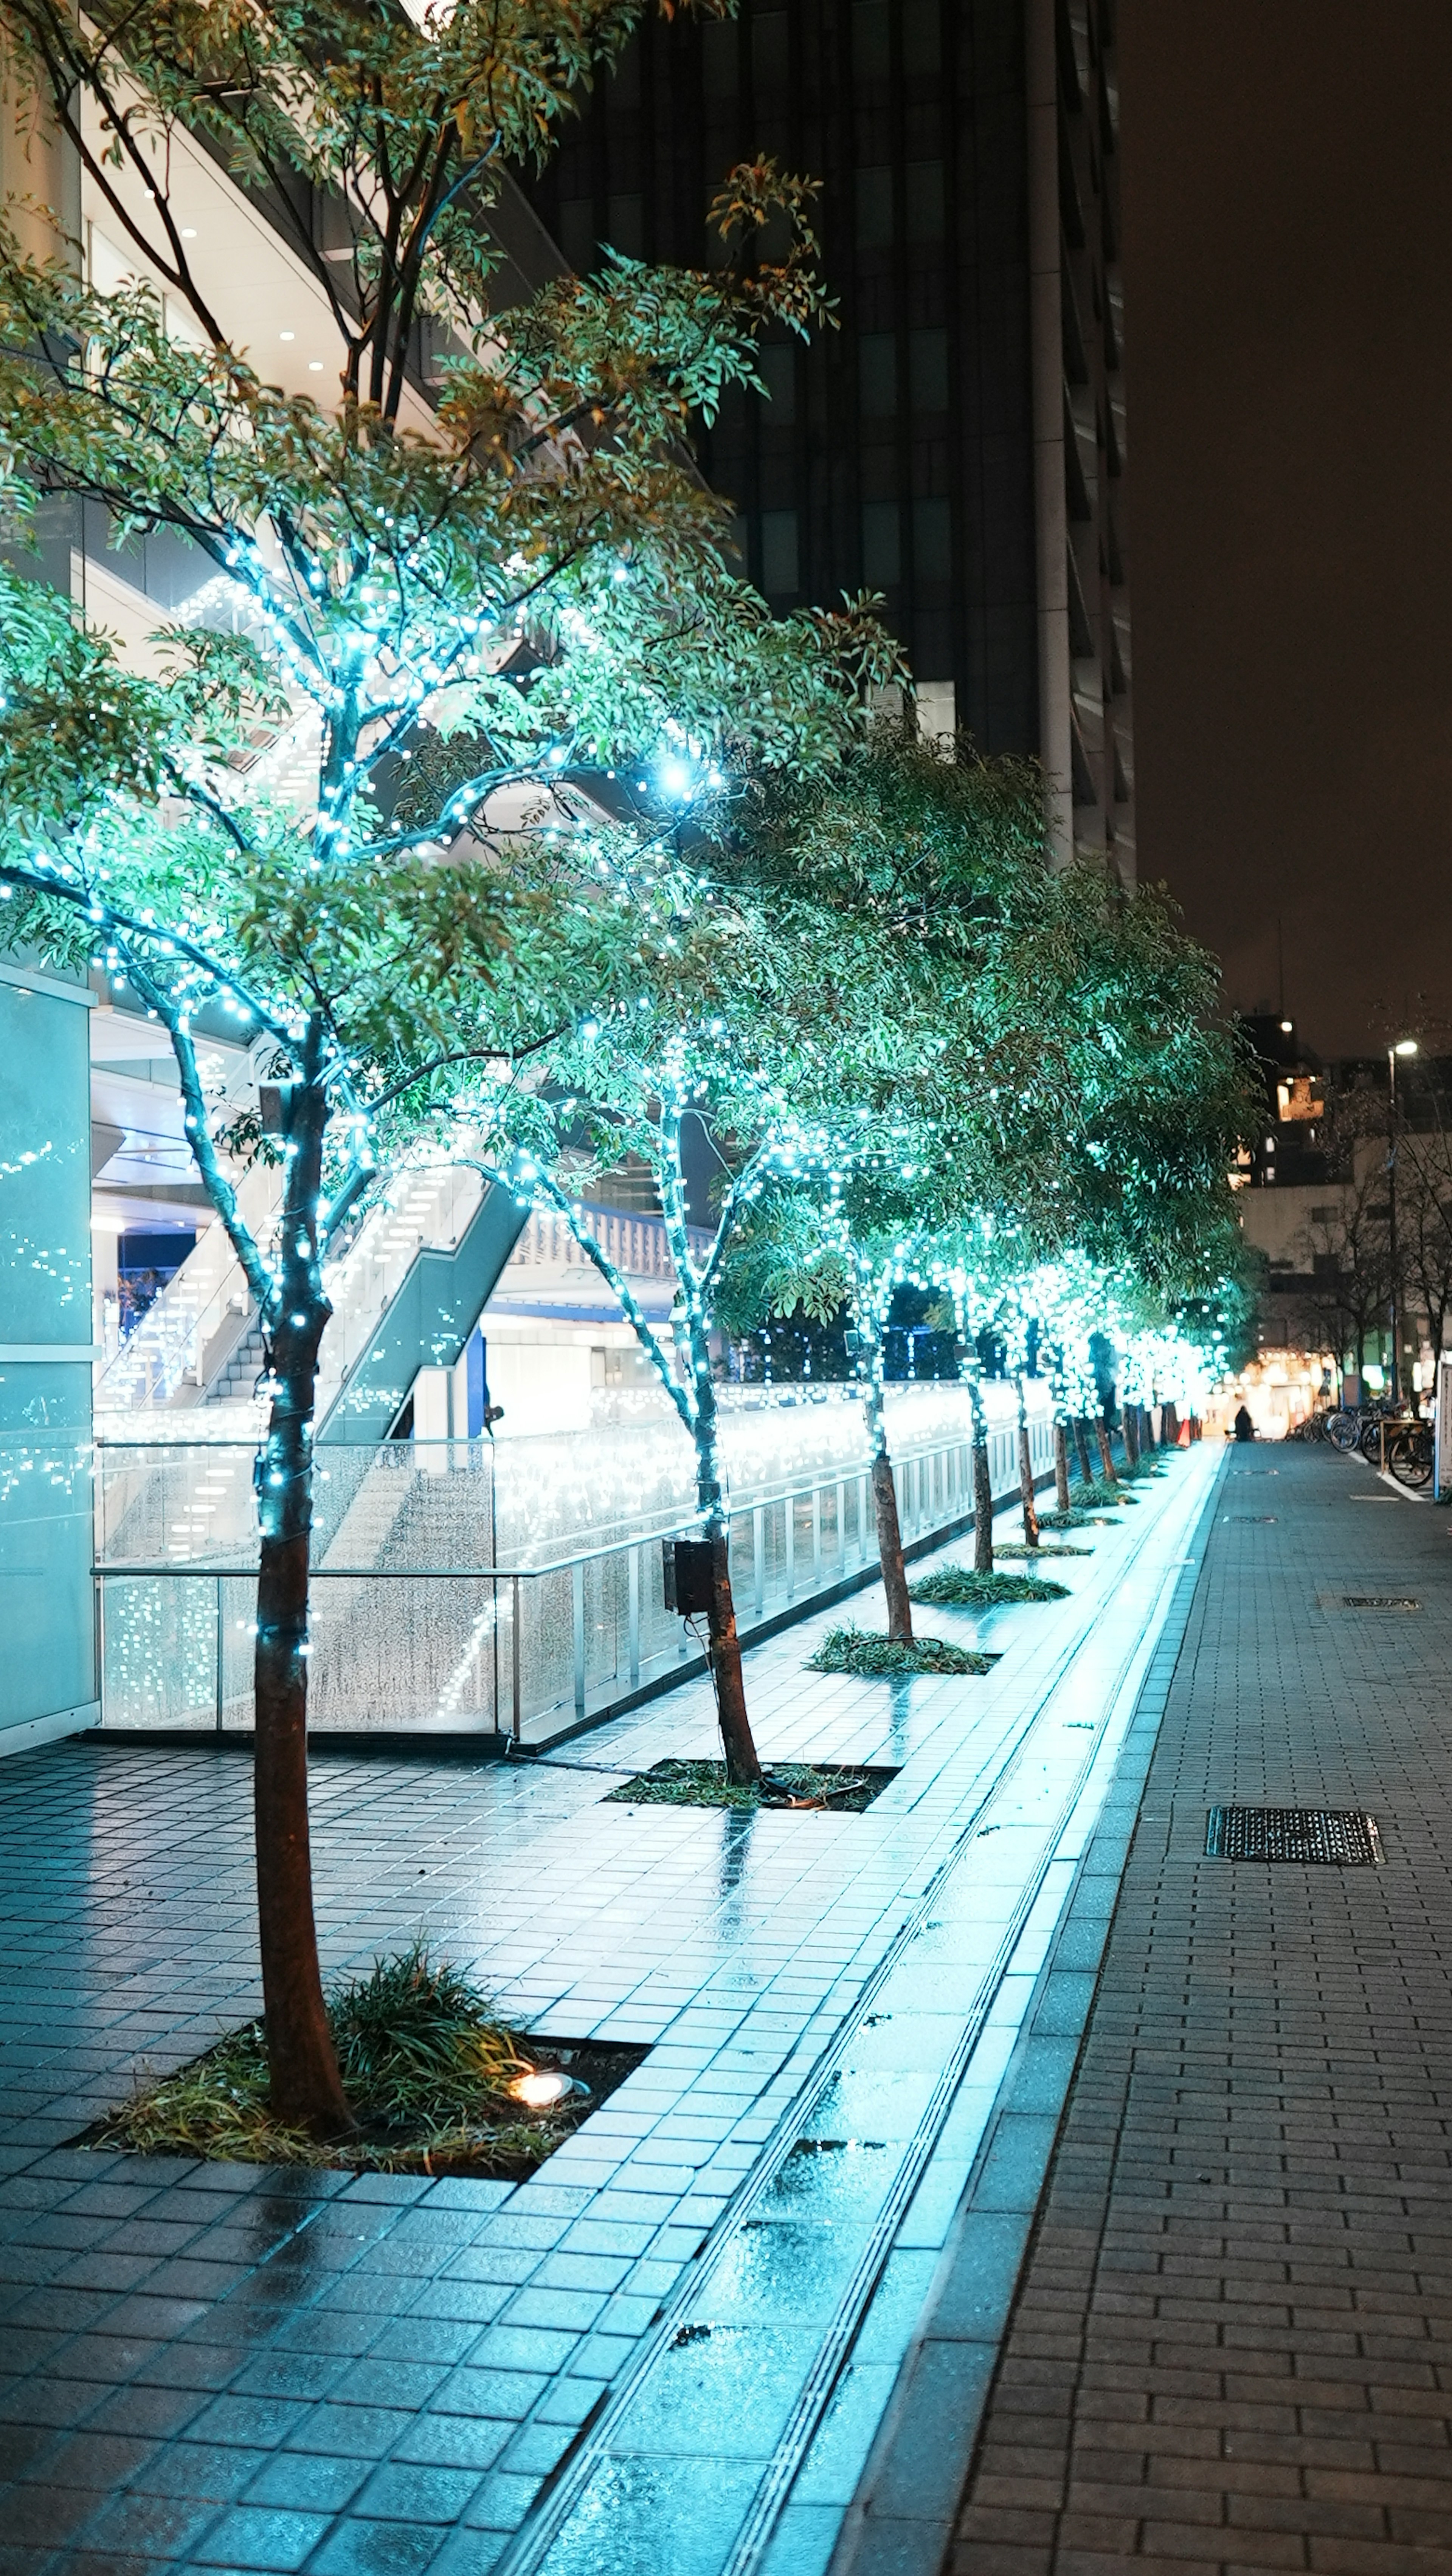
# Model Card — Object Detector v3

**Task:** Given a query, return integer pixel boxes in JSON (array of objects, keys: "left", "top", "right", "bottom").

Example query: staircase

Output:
[{"left": 207, "top": 1324, "right": 268, "bottom": 1406}]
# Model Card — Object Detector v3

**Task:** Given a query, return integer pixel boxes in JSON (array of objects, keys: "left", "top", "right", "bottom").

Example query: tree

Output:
[
  {"left": 0, "top": 0, "right": 894, "bottom": 2124},
  {"left": 417, "top": 847, "right": 917, "bottom": 1779}
]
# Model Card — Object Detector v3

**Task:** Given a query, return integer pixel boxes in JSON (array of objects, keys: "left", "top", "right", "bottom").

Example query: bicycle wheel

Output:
[
  {"left": 1388, "top": 1431, "right": 1433, "bottom": 1490},
  {"left": 1325, "top": 1411, "right": 1359, "bottom": 1451},
  {"left": 1358, "top": 1418, "right": 1386, "bottom": 1461}
]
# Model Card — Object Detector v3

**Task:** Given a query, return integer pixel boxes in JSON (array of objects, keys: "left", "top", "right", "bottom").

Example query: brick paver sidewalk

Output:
[{"left": 945, "top": 1444, "right": 1452, "bottom": 2575}]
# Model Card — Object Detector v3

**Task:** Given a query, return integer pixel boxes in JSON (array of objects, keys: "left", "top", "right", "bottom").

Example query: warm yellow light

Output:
[{"left": 509, "top": 2070, "right": 571, "bottom": 2110}]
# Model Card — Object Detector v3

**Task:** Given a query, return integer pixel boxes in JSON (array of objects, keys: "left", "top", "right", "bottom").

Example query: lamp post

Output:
[{"left": 1388, "top": 1038, "right": 1418, "bottom": 1403}]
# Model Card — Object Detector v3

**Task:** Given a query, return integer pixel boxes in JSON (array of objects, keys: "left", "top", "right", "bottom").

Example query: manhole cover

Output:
[
  {"left": 1224, "top": 1513, "right": 1278, "bottom": 1523},
  {"left": 1343, "top": 1596, "right": 1419, "bottom": 1612},
  {"left": 1205, "top": 1807, "right": 1384, "bottom": 1865}
]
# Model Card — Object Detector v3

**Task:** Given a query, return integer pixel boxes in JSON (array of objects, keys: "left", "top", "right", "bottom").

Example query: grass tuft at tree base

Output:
[
  {"left": 1040, "top": 1507, "right": 1118, "bottom": 1530},
  {"left": 1067, "top": 1480, "right": 1138, "bottom": 1507},
  {"left": 89, "top": 1943, "right": 637, "bottom": 2177},
  {"left": 911, "top": 1565, "right": 1070, "bottom": 1607},
  {"left": 807, "top": 1625, "right": 997, "bottom": 1678},
  {"left": 606, "top": 1755, "right": 896, "bottom": 1811},
  {"left": 996, "top": 1542, "right": 1092, "bottom": 1558}
]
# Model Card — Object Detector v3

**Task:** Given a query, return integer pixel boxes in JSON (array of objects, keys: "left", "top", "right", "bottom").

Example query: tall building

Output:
[{"left": 526, "top": 0, "right": 1133, "bottom": 876}]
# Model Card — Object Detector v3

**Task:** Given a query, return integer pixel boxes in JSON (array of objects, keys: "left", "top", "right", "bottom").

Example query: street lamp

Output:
[{"left": 1388, "top": 1038, "right": 1418, "bottom": 1403}]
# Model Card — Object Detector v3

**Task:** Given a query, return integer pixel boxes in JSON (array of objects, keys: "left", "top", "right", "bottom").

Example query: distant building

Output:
[{"left": 525, "top": 0, "right": 1134, "bottom": 877}]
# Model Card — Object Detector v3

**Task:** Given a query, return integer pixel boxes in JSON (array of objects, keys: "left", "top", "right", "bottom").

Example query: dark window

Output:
[
  {"left": 756, "top": 344, "right": 796, "bottom": 423},
  {"left": 858, "top": 332, "right": 897, "bottom": 417},
  {"left": 863, "top": 499, "right": 901, "bottom": 586},
  {"left": 903, "top": 0, "right": 942, "bottom": 76},
  {"left": 913, "top": 495, "right": 951, "bottom": 576},
  {"left": 760, "top": 508, "right": 799, "bottom": 594},
  {"left": 852, "top": 0, "right": 890, "bottom": 78},
  {"left": 908, "top": 325, "right": 949, "bottom": 412},
  {"left": 856, "top": 167, "right": 894, "bottom": 250},
  {"left": 701, "top": 18, "right": 739, "bottom": 97},
  {"left": 606, "top": 194, "right": 643, "bottom": 259},
  {"left": 752, "top": 10, "right": 789, "bottom": 90},
  {"left": 905, "top": 161, "right": 945, "bottom": 242},
  {"left": 557, "top": 198, "right": 595, "bottom": 273},
  {"left": 611, "top": 37, "right": 641, "bottom": 107}
]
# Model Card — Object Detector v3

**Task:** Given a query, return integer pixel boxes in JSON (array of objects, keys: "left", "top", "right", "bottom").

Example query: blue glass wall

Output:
[{"left": 0, "top": 964, "right": 97, "bottom": 1736}]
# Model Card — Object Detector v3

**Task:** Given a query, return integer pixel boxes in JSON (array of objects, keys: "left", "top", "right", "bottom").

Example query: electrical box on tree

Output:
[{"left": 662, "top": 1538, "right": 714, "bottom": 1615}]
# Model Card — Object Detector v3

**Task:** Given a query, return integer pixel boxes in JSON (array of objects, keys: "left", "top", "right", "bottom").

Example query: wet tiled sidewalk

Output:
[
  {"left": 927, "top": 1443, "right": 1452, "bottom": 2576},
  {"left": 0, "top": 1451, "right": 1220, "bottom": 2575}
]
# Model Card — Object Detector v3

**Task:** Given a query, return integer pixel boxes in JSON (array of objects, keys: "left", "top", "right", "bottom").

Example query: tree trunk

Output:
[
  {"left": 862, "top": 1366, "right": 912, "bottom": 1641},
  {"left": 1124, "top": 1404, "right": 1141, "bottom": 1468},
  {"left": 706, "top": 1529, "right": 760, "bottom": 1787},
  {"left": 1054, "top": 1419, "right": 1071, "bottom": 1512},
  {"left": 1162, "top": 1401, "right": 1177, "bottom": 1447},
  {"left": 1073, "top": 1416, "right": 1095, "bottom": 1483},
  {"left": 1016, "top": 1376, "right": 1040, "bottom": 1548},
  {"left": 963, "top": 1363, "right": 994, "bottom": 1570},
  {"left": 871, "top": 1451, "right": 913, "bottom": 1640},
  {"left": 252, "top": 1071, "right": 354, "bottom": 2140},
  {"left": 1095, "top": 1414, "right": 1117, "bottom": 1482},
  {"left": 691, "top": 1370, "right": 762, "bottom": 1787}
]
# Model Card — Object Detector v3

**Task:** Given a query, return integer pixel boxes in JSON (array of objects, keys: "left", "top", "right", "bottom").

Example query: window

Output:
[
  {"left": 856, "top": 166, "right": 894, "bottom": 249},
  {"left": 852, "top": 0, "right": 890, "bottom": 77},
  {"left": 757, "top": 344, "right": 796, "bottom": 423},
  {"left": 903, "top": 0, "right": 942, "bottom": 75},
  {"left": 760, "top": 508, "right": 799, "bottom": 595},
  {"left": 611, "top": 38, "right": 641, "bottom": 106},
  {"left": 912, "top": 496, "right": 951, "bottom": 576},
  {"left": 908, "top": 326, "right": 949, "bottom": 412},
  {"left": 557, "top": 198, "right": 595, "bottom": 273},
  {"left": 606, "top": 194, "right": 643, "bottom": 259},
  {"left": 858, "top": 332, "right": 897, "bottom": 417},
  {"left": 862, "top": 500, "right": 901, "bottom": 587},
  {"left": 701, "top": 18, "right": 739, "bottom": 96},
  {"left": 905, "top": 160, "right": 945, "bottom": 242},
  {"left": 752, "top": 10, "right": 789, "bottom": 90}
]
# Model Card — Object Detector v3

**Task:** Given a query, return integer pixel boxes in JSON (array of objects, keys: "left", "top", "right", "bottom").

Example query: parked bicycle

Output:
[
  {"left": 1325, "top": 1398, "right": 1400, "bottom": 1454},
  {"left": 1385, "top": 1419, "right": 1434, "bottom": 1489}
]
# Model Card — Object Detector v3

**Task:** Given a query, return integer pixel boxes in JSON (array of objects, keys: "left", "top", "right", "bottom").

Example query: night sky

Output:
[{"left": 1118, "top": 2, "right": 1452, "bottom": 1061}]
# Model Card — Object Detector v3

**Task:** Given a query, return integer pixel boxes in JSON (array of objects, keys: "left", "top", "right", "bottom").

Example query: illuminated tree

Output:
[
  {"left": 0, "top": 0, "right": 894, "bottom": 2127},
  {"left": 418, "top": 854, "right": 917, "bottom": 1778}
]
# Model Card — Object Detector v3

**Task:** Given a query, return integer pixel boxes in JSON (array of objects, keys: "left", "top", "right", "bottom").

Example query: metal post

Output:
[
  {"left": 859, "top": 1472, "right": 869, "bottom": 1562},
  {"left": 785, "top": 1493, "right": 795, "bottom": 1600},
  {"left": 511, "top": 1573, "right": 522, "bottom": 1742},
  {"left": 752, "top": 1505, "right": 764, "bottom": 1619},
  {"left": 215, "top": 1574, "right": 224, "bottom": 1732},
  {"left": 811, "top": 1485, "right": 822, "bottom": 1584},
  {"left": 572, "top": 1558, "right": 586, "bottom": 1717},
  {"left": 1390, "top": 1040, "right": 1400, "bottom": 1412},
  {"left": 628, "top": 1544, "right": 640, "bottom": 1688},
  {"left": 836, "top": 1479, "right": 846, "bottom": 1568}
]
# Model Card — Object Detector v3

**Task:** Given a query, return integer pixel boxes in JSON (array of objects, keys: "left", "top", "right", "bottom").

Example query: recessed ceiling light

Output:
[
  {"left": 309, "top": 360, "right": 324, "bottom": 371},
  {"left": 279, "top": 330, "right": 295, "bottom": 341},
  {"left": 180, "top": 227, "right": 197, "bottom": 239}
]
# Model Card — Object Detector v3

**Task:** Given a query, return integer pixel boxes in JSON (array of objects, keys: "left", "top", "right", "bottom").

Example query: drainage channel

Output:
[{"left": 492, "top": 1451, "right": 1221, "bottom": 2576}]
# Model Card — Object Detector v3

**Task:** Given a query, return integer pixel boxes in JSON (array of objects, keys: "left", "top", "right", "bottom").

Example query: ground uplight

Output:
[{"left": 510, "top": 2069, "right": 573, "bottom": 2110}]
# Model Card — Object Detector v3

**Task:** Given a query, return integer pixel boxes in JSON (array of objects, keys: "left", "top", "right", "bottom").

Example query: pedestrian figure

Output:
[{"left": 1233, "top": 1403, "right": 1255, "bottom": 1442}]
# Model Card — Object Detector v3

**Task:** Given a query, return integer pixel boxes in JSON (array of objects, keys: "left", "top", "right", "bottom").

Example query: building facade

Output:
[{"left": 526, "top": 0, "right": 1133, "bottom": 874}]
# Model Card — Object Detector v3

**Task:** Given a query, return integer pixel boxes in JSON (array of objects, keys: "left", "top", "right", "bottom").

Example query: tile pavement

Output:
[
  {"left": 942, "top": 1443, "right": 1452, "bottom": 2576},
  {"left": 0, "top": 1454, "right": 1211, "bottom": 2575}
]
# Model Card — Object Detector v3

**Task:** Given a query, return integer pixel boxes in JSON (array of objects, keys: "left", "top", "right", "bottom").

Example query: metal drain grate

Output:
[
  {"left": 1343, "top": 1596, "right": 1419, "bottom": 1611},
  {"left": 1224, "top": 1513, "right": 1278, "bottom": 1523},
  {"left": 1205, "top": 1807, "right": 1384, "bottom": 1865}
]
